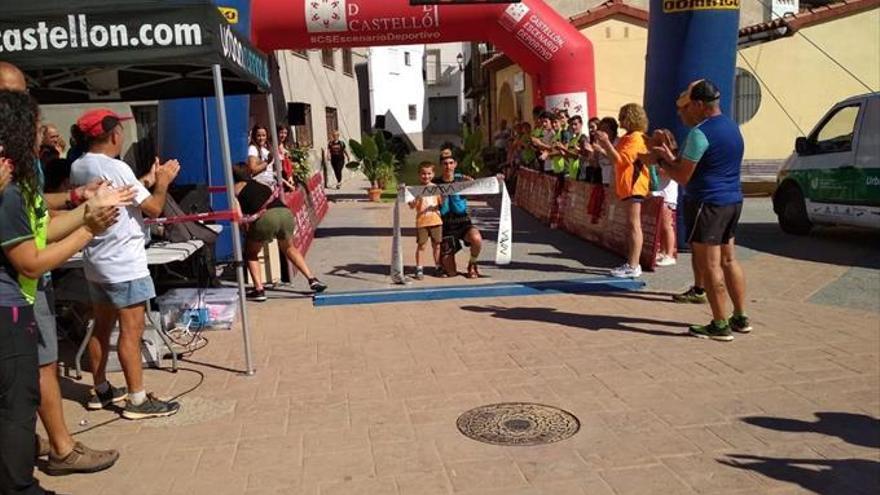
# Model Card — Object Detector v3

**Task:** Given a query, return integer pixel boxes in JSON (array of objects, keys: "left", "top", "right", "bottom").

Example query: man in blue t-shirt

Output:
[{"left": 652, "top": 79, "right": 751, "bottom": 342}]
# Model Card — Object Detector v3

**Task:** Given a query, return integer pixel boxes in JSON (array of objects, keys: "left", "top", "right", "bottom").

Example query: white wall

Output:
[
  {"left": 425, "top": 42, "right": 467, "bottom": 147},
  {"left": 274, "top": 48, "right": 365, "bottom": 170},
  {"left": 368, "top": 45, "right": 426, "bottom": 149},
  {"left": 426, "top": 42, "right": 466, "bottom": 112}
]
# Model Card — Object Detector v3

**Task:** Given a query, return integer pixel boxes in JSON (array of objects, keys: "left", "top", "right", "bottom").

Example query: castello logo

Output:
[
  {"left": 663, "top": 0, "right": 740, "bottom": 13},
  {"left": 306, "top": 0, "right": 347, "bottom": 33}
]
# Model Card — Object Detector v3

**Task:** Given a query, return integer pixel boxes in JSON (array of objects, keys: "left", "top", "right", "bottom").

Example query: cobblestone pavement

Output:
[{"left": 42, "top": 181, "right": 879, "bottom": 495}]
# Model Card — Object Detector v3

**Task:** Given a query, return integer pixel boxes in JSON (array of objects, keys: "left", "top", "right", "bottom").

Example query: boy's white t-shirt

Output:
[
  {"left": 70, "top": 152, "right": 152, "bottom": 284},
  {"left": 597, "top": 138, "right": 617, "bottom": 185},
  {"left": 654, "top": 175, "right": 679, "bottom": 207},
  {"left": 247, "top": 144, "right": 276, "bottom": 187}
]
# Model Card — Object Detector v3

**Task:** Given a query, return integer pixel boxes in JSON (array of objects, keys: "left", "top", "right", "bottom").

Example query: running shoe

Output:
[
  {"left": 309, "top": 278, "right": 328, "bottom": 293},
  {"left": 689, "top": 321, "right": 734, "bottom": 342},
  {"left": 86, "top": 384, "right": 128, "bottom": 410},
  {"left": 729, "top": 314, "right": 753, "bottom": 334},
  {"left": 414, "top": 267, "right": 424, "bottom": 280},
  {"left": 610, "top": 263, "right": 642, "bottom": 278},
  {"left": 246, "top": 288, "right": 267, "bottom": 302},
  {"left": 655, "top": 255, "right": 677, "bottom": 267},
  {"left": 673, "top": 286, "right": 707, "bottom": 304},
  {"left": 122, "top": 393, "right": 180, "bottom": 420}
]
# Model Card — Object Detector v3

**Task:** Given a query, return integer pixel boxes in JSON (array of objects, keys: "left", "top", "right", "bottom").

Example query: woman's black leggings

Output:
[{"left": 331, "top": 157, "right": 344, "bottom": 184}]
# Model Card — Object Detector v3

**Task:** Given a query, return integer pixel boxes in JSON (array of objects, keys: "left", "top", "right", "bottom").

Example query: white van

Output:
[{"left": 773, "top": 92, "right": 880, "bottom": 234}]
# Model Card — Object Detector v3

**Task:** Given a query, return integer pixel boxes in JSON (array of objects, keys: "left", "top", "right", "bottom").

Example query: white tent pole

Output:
[
  {"left": 266, "top": 92, "right": 285, "bottom": 186},
  {"left": 265, "top": 92, "right": 296, "bottom": 281},
  {"left": 212, "top": 64, "right": 255, "bottom": 375}
]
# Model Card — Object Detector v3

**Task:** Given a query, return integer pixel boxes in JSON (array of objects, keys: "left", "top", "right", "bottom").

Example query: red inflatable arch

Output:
[{"left": 251, "top": 0, "right": 596, "bottom": 118}]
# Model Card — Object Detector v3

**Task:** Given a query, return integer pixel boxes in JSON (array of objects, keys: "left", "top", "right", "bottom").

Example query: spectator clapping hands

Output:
[
  {"left": 155, "top": 159, "right": 181, "bottom": 187},
  {"left": 82, "top": 202, "right": 120, "bottom": 235}
]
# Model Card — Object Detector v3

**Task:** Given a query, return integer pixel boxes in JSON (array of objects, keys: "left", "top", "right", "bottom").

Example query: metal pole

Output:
[
  {"left": 266, "top": 91, "right": 294, "bottom": 284},
  {"left": 212, "top": 64, "right": 255, "bottom": 375}
]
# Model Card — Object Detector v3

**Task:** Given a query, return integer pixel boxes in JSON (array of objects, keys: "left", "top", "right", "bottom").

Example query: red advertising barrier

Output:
[
  {"left": 517, "top": 171, "right": 666, "bottom": 271},
  {"left": 307, "top": 172, "right": 329, "bottom": 222},
  {"left": 514, "top": 169, "right": 561, "bottom": 225},
  {"left": 283, "top": 173, "right": 330, "bottom": 256}
]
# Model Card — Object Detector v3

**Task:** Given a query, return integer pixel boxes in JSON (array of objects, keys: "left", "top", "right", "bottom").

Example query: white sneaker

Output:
[
  {"left": 656, "top": 255, "right": 677, "bottom": 267},
  {"left": 610, "top": 263, "right": 642, "bottom": 278}
]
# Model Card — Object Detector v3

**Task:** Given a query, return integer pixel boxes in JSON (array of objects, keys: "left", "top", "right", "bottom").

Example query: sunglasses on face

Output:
[{"left": 86, "top": 116, "right": 122, "bottom": 135}]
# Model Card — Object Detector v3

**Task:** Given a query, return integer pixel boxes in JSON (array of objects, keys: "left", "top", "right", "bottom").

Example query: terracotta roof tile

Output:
[
  {"left": 739, "top": 0, "right": 879, "bottom": 41},
  {"left": 569, "top": 0, "right": 649, "bottom": 28}
]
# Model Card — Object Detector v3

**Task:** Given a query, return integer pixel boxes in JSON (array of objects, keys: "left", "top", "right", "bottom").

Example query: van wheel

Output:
[{"left": 777, "top": 185, "right": 812, "bottom": 235}]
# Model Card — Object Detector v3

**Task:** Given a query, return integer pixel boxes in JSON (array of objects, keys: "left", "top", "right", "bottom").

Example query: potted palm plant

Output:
[
  {"left": 347, "top": 131, "right": 398, "bottom": 202},
  {"left": 459, "top": 127, "right": 485, "bottom": 177}
]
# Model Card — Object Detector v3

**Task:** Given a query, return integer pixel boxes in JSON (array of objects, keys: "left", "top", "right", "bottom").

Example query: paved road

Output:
[
  {"left": 310, "top": 180, "right": 879, "bottom": 314},
  {"left": 42, "top": 179, "right": 879, "bottom": 495}
]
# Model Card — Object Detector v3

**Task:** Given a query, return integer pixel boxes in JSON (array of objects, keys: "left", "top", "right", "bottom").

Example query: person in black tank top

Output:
[
  {"left": 327, "top": 130, "right": 348, "bottom": 189},
  {"left": 237, "top": 179, "right": 287, "bottom": 216},
  {"left": 232, "top": 166, "right": 327, "bottom": 299}
]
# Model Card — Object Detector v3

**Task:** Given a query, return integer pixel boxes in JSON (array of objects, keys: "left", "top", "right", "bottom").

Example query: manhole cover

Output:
[{"left": 456, "top": 403, "right": 580, "bottom": 446}]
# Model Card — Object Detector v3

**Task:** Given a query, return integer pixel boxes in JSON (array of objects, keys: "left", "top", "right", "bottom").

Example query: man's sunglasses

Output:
[{"left": 85, "top": 116, "right": 123, "bottom": 135}]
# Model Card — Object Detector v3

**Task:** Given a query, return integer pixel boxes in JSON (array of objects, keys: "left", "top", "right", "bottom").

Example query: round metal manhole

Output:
[{"left": 456, "top": 402, "right": 580, "bottom": 446}]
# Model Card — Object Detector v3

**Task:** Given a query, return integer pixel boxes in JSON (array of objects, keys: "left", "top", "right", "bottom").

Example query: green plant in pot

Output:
[
  {"left": 289, "top": 147, "right": 312, "bottom": 187},
  {"left": 459, "top": 126, "right": 485, "bottom": 177},
  {"left": 347, "top": 131, "right": 398, "bottom": 202}
]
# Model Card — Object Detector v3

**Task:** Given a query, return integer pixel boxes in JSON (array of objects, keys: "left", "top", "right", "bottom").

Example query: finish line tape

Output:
[
  {"left": 391, "top": 177, "right": 513, "bottom": 284},
  {"left": 313, "top": 277, "right": 645, "bottom": 307}
]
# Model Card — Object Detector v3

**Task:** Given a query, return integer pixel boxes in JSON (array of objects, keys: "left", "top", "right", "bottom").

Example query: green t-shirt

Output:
[
  {"left": 566, "top": 133, "right": 585, "bottom": 179},
  {"left": 0, "top": 184, "right": 49, "bottom": 306}
]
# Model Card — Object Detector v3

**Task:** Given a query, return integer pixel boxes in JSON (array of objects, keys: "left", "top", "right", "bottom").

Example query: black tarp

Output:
[{"left": 0, "top": 0, "right": 270, "bottom": 103}]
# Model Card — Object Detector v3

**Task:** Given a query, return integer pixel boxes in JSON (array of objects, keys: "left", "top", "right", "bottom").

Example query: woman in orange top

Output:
[{"left": 596, "top": 103, "right": 650, "bottom": 278}]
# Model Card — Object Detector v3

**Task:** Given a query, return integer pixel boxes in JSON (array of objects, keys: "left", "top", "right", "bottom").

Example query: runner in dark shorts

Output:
[
  {"left": 440, "top": 214, "right": 474, "bottom": 258},
  {"left": 652, "top": 79, "right": 751, "bottom": 342},
  {"left": 684, "top": 201, "right": 743, "bottom": 246},
  {"left": 434, "top": 149, "right": 483, "bottom": 278}
]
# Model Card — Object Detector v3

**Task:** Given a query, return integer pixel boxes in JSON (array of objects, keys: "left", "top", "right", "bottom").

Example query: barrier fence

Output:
[
  {"left": 514, "top": 169, "right": 668, "bottom": 271},
  {"left": 285, "top": 172, "right": 329, "bottom": 255}
]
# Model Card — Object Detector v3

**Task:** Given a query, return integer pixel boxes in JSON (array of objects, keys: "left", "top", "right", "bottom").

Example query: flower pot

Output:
[{"left": 367, "top": 188, "right": 383, "bottom": 202}]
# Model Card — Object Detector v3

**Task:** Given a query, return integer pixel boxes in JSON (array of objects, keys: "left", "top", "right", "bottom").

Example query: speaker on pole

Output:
[{"left": 287, "top": 103, "right": 306, "bottom": 126}]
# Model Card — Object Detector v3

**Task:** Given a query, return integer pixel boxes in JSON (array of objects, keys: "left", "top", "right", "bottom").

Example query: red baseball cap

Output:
[{"left": 76, "top": 109, "right": 133, "bottom": 138}]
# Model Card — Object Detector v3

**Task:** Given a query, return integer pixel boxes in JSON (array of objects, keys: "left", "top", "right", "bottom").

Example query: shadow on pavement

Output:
[
  {"left": 460, "top": 305, "right": 691, "bottom": 338},
  {"left": 736, "top": 222, "right": 880, "bottom": 269},
  {"left": 317, "top": 227, "right": 404, "bottom": 238},
  {"left": 329, "top": 263, "right": 389, "bottom": 277},
  {"left": 587, "top": 289, "right": 681, "bottom": 303},
  {"left": 327, "top": 192, "right": 369, "bottom": 202},
  {"left": 503, "top": 260, "right": 610, "bottom": 276},
  {"left": 718, "top": 412, "right": 880, "bottom": 494},
  {"left": 719, "top": 455, "right": 879, "bottom": 495},
  {"left": 57, "top": 375, "right": 94, "bottom": 404},
  {"left": 742, "top": 412, "right": 880, "bottom": 449}
]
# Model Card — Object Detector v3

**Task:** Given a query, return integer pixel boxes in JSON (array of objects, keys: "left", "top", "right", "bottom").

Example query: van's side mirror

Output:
[{"left": 795, "top": 137, "right": 810, "bottom": 155}]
